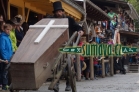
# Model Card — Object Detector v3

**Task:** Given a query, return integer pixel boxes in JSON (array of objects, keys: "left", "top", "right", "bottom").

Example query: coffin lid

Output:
[{"left": 11, "top": 18, "right": 69, "bottom": 63}]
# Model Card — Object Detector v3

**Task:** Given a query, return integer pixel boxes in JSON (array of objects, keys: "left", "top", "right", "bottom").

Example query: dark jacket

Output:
[
  {"left": 48, "top": 16, "right": 82, "bottom": 37},
  {"left": 66, "top": 16, "right": 82, "bottom": 37}
]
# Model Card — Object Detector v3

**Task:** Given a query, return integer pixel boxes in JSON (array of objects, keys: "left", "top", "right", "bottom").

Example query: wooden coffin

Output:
[{"left": 10, "top": 19, "right": 69, "bottom": 90}]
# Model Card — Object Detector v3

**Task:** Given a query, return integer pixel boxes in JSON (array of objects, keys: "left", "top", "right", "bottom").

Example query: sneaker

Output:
[
  {"left": 0, "top": 85, "right": 2, "bottom": 91},
  {"left": 85, "top": 78, "right": 89, "bottom": 80},
  {"left": 65, "top": 85, "right": 71, "bottom": 91},
  {"left": 94, "top": 77, "right": 98, "bottom": 80},
  {"left": 2, "top": 85, "right": 9, "bottom": 90},
  {"left": 6, "top": 85, "right": 9, "bottom": 90},
  {"left": 53, "top": 83, "right": 59, "bottom": 92}
]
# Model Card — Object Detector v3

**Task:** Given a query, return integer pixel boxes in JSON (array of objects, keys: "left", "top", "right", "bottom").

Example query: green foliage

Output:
[
  {"left": 127, "top": 0, "right": 139, "bottom": 15},
  {"left": 127, "top": 0, "right": 139, "bottom": 32}
]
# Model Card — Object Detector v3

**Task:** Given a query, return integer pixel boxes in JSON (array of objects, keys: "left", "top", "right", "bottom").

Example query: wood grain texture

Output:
[{"left": 10, "top": 19, "right": 69, "bottom": 90}]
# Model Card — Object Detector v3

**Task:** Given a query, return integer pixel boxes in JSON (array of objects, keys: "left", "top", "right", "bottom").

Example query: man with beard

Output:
[{"left": 49, "top": 1, "right": 84, "bottom": 92}]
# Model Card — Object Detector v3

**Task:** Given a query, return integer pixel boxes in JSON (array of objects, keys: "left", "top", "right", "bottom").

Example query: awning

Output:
[
  {"left": 76, "top": 0, "right": 111, "bottom": 21},
  {"left": 120, "top": 31, "right": 139, "bottom": 38}
]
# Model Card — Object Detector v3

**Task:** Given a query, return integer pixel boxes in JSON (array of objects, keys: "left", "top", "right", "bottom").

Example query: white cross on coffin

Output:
[{"left": 29, "top": 20, "right": 69, "bottom": 44}]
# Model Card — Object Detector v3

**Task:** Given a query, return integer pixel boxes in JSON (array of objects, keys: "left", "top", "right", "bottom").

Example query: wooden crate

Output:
[{"left": 10, "top": 19, "right": 69, "bottom": 90}]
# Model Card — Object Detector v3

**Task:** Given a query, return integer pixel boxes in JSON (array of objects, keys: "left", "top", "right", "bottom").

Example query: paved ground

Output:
[{"left": 17, "top": 73, "right": 139, "bottom": 92}]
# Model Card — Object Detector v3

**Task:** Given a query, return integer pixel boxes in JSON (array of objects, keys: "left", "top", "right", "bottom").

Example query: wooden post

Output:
[
  {"left": 26, "top": 9, "right": 30, "bottom": 22},
  {"left": 90, "top": 56, "right": 94, "bottom": 80},
  {"left": 0, "top": 0, "right": 7, "bottom": 20},
  {"left": 102, "top": 58, "right": 105, "bottom": 78},
  {"left": 7, "top": 1, "right": 10, "bottom": 20},
  {"left": 110, "top": 56, "right": 114, "bottom": 76},
  {"left": 76, "top": 54, "right": 81, "bottom": 81}
]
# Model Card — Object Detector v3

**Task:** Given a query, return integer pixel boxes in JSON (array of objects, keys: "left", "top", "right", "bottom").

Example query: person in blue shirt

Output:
[{"left": 0, "top": 24, "right": 13, "bottom": 90}]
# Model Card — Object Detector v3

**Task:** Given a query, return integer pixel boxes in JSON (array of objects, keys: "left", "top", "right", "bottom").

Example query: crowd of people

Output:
[
  {"left": 78, "top": 9, "right": 137, "bottom": 80},
  {"left": 93, "top": 9, "right": 135, "bottom": 44},
  {"left": 0, "top": 5, "right": 138, "bottom": 92},
  {"left": 0, "top": 14, "right": 29, "bottom": 90}
]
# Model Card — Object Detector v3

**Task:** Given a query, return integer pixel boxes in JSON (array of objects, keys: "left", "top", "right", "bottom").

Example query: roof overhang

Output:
[
  {"left": 21, "top": 0, "right": 85, "bottom": 21},
  {"left": 90, "top": 0, "right": 130, "bottom": 10},
  {"left": 126, "top": 3, "right": 139, "bottom": 20},
  {"left": 76, "top": 0, "right": 111, "bottom": 21}
]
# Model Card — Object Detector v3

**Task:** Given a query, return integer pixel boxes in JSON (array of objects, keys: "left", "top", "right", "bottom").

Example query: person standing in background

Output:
[
  {"left": 13, "top": 15, "right": 24, "bottom": 47},
  {"left": 6, "top": 19, "right": 18, "bottom": 53},
  {"left": 0, "top": 24, "right": 13, "bottom": 90},
  {"left": 22, "top": 22, "right": 29, "bottom": 36}
]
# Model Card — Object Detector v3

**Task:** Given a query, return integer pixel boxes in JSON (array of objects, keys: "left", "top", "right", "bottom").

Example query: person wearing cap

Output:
[
  {"left": 6, "top": 20, "right": 18, "bottom": 53},
  {"left": 51, "top": 1, "right": 84, "bottom": 92},
  {"left": 13, "top": 15, "right": 24, "bottom": 47}
]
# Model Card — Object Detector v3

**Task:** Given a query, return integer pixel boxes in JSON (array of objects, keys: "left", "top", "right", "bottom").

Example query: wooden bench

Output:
[
  {"left": 129, "top": 64, "right": 139, "bottom": 73},
  {"left": 89, "top": 56, "right": 114, "bottom": 79}
]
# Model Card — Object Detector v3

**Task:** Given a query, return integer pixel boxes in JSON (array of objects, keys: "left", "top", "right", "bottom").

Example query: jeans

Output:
[
  {"left": 94, "top": 64, "right": 102, "bottom": 76},
  {"left": 105, "top": 62, "right": 109, "bottom": 75},
  {"left": 0, "top": 63, "right": 8, "bottom": 86},
  {"left": 121, "top": 21, "right": 125, "bottom": 29},
  {"left": 110, "top": 27, "right": 115, "bottom": 39}
]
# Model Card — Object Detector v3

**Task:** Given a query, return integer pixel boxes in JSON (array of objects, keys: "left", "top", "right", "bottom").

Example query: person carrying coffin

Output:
[{"left": 49, "top": 1, "right": 84, "bottom": 92}]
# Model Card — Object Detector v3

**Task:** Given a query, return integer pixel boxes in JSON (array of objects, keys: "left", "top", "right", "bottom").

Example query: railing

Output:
[{"left": 49, "top": 31, "right": 81, "bottom": 90}]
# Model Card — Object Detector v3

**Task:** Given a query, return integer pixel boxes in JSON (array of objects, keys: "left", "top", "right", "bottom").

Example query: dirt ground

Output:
[{"left": 14, "top": 73, "right": 139, "bottom": 92}]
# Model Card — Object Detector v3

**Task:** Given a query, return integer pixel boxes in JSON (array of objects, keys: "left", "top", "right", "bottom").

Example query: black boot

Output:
[
  {"left": 122, "top": 69, "right": 126, "bottom": 74},
  {"left": 65, "top": 80, "right": 71, "bottom": 91},
  {"left": 53, "top": 82, "right": 59, "bottom": 92}
]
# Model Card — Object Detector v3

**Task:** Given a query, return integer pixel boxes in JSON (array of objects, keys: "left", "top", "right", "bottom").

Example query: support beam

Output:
[
  {"left": 7, "top": 1, "right": 10, "bottom": 20},
  {"left": 25, "top": 9, "right": 30, "bottom": 22},
  {"left": 0, "top": 0, "right": 7, "bottom": 20},
  {"left": 110, "top": 56, "right": 114, "bottom": 76},
  {"left": 90, "top": 56, "right": 94, "bottom": 80},
  {"left": 76, "top": 54, "right": 81, "bottom": 81},
  {"left": 102, "top": 58, "right": 105, "bottom": 78}
]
